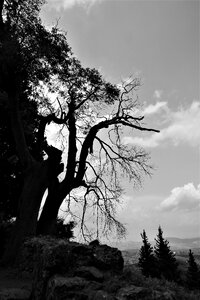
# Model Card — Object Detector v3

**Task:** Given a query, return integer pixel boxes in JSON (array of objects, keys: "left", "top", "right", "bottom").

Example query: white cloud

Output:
[
  {"left": 47, "top": 0, "right": 103, "bottom": 10},
  {"left": 116, "top": 191, "right": 200, "bottom": 240},
  {"left": 143, "top": 101, "right": 168, "bottom": 115},
  {"left": 153, "top": 89, "right": 163, "bottom": 99},
  {"left": 159, "top": 183, "right": 200, "bottom": 212},
  {"left": 124, "top": 100, "right": 200, "bottom": 148}
]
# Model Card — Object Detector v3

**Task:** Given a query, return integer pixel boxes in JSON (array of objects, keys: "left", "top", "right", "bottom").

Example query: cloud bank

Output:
[
  {"left": 47, "top": 0, "right": 103, "bottom": 10},
  {"left": 159, "top": 183, "right": 200, "bottom": 212},
  {"left": 143, "top": 101, "right": 168, "bottom": 115},
  {"left": 124, "top": 101, "right": 200, "bottom": 148},
  {"left": 117, "top": 190, "right": 200, "bottom": 240}
]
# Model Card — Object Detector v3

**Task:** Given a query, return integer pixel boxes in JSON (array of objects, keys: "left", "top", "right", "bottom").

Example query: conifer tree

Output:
[
  {"left": 186, "top": 249, "right": 200, "bottom": 289},
  {"left": 154, "top": 226, "right": 178, "bottom": 280},
  {"left": 138, "top": 230, "right": 157, "bottom": 277}
]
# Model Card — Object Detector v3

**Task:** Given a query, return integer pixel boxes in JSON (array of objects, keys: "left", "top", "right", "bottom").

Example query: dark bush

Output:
[
  {"left": 0, "top": 218, "right": 15, "bottom": 259},
  {"left": 55, "top": 218, "right": 76, "bottom": 240}
]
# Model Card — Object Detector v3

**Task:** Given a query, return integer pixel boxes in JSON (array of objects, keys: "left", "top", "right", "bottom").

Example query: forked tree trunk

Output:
[
  {"left": 3, "top": 160, "right": 49, "bottom": 265},
  {"left": 37, "top": 180, "right": 65, "bottom": 236},
  {"left": 37, "top": 194, "right": 60, "bottom": 236},
  {"left": 37, "top": 103, "right": 79, "bottom": 236}
]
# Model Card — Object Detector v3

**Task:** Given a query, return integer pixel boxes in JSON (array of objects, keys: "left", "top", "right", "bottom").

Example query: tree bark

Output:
[
  {"left": 37, "top": 104, "right": 77, "bottom": 235},
  {"left": 1, "top": 91, "right": 52, "bottom": 265},
  {"left": 37, "top": 178, "right": 62, "bottom": 235},
  {"left": 2, "top": 160, "right": 49, "bottom": 265}
]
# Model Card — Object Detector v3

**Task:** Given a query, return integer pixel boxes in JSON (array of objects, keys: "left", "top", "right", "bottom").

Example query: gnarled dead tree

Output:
[
  {"left": 37, "top": 77, "right": 159, "bottom": 240},
  {"left": 0, "top": 0, "right": 159, "bottom": 264}
]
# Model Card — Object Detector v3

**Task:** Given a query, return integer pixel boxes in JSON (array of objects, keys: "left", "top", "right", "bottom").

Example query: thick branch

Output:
[
  {"left": 76, "top": 113, "right": 159, "bottom": 184},
  {"left": 44, "top": 112, "right": 69, "bottom": 125},
  {"left": 63, "top": 102, "right": 77, "bottom": 183},
  {"left": 37, "top": 113, "right": 69, "bottom": 153},
  {"left": 118, "top": 119, "right": 159, "bottom": 132},
  {"left": 75, "top": 126, "right": 98, "bottom": 183}
]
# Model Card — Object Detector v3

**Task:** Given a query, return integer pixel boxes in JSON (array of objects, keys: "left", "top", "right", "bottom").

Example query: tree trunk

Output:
[
  {"left": 37, "top": 180, "right": 64, "bottom": 235},
  {"left": 3, "top": 160, "right": 49, "bottom": 265},
  {"left": 38, "top": 103, "right": 78, "bottom": 236}
]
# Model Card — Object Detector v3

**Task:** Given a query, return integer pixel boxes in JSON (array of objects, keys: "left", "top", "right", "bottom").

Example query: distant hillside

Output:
[
  {"left": 109, "top": 237, "right": 200, "bottom": 251},
  {"left": 110, "top": 241, "right": 141, "bottom": 251},
  {"left": 166, "top": 237, "right": 200, "bottom": 250}
]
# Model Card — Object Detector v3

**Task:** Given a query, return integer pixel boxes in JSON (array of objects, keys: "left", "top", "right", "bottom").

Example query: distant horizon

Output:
[
  {"left": 111, "top": 235, "right": 200, "bottom": 243},
  {"left": 123, "top": 236, "right": 200, "bottom": 243},
  {"left": 108, "top": 236, "right": 200, "bottom": 252}
]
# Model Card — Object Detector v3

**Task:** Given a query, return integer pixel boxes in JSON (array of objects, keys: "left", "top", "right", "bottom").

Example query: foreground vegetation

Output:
[
  {"left": 122, "top": 263, "right": 200, "bottom": 300},
  {"left": 122, "top": 249, "right": 200, "bottom": 300},
  {"left": 0, "top": 234, "right": 199, "bottom": 299}
]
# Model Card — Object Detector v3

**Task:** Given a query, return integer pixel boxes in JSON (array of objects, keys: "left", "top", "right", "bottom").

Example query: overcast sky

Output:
[{"left": 41, "top": 0, "right": 200, "bottom": 241}]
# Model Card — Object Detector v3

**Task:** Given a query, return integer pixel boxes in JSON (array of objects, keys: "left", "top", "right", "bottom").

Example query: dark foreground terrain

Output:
[{"left": 0, "top": 239, "right": 199, "bottom": 300}]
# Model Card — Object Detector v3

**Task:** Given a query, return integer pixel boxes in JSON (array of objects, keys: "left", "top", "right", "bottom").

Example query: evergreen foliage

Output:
[
  {"left": 186, "top": 249, "right": 200, "bottom": 289},
  {"left": 154, "top": 226, "right": 178, "bottom": 281},
  {"left": 138, "top": 230, "right": 157, "bottom": 277}
]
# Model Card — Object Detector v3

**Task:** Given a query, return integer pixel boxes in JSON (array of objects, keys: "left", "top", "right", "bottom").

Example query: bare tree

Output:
[
  {"left": 37, "top": 77, "right": 159, "bottom": 240},
  {"left": 0, "top": 0, "right": 159, "bottom": 264}
]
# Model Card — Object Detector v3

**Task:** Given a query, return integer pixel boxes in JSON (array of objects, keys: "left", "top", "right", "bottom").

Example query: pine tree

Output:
[
  {"left": 186, "top": 249, "right": 200, "bottom": 289},
  {"left": 154, "top": 226, "right": 178, "bottom": 280},
  {"left": 138, "top": 230, "right": 157, "bottom": 277}
]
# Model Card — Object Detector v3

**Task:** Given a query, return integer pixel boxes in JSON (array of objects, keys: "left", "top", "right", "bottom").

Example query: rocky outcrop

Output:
[
  {"left": 92, "top": 244, "right": 124, "bottom": 272},
  {"left": 12, "top": 237, "right": 180, "bottom": 300},
  {"left": 0, "top": 288, "right": 30, "bottom": 300},
  {"left": 46, "top": 276, "right": 89, "bottom": 300},
  {"left": 22, "top": 237, "right": 123, "bottom": 300},
  {"left": 116, "top": 285, "right": 151, "bottom": 299}
]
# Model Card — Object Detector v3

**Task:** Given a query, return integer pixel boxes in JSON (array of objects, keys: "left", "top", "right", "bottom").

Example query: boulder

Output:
[
  {"left": 152, "top": 290, "right": 176, "bottom": 300},
  {"left": 0, "top": 287, "right": 30, "bottom": 300},
  {"left": 25, "top": 237, "right": 124, "bottom": 300},
  {"left": 45, "top": 275, "right": 108, "bottom": 300},
  {"left": 74, "top": 266, "right": 104, "bottom": 282},
  {"left": 92, "top": 244, "right": 124, "bottom": 272},
  {"left": 46, "top": 276, "right": 89, "bottom": 300},
  {"left": 92, "top": 290, "right": 115, "bottom": 300},
  {"left": 116, "top": 286, "right": 177, "bottom": 300},
  {"left": 116, "top": 285, "right": 151, "bottom": 300}
]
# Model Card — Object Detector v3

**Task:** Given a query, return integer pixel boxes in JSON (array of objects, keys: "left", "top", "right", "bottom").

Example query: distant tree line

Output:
[{"left": 138, "top": 226, "right": 200, "bottom": 289}]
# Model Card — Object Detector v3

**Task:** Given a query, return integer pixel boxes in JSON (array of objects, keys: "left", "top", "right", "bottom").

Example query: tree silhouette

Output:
[
  {"left": 55, "top": 218, "right": 76, "bottom": 240},
  {"left": 186, "top": 249, "right": 200, "bottom": 289},
  {"left": 138, "top": 230, "right": 157, "bottom": 277},
  {"left": 0, "top": 92, "right": 41, "bottom": 222},
  {"left": 154, "top": 226, "right": 178, "bottom": 280},
  {"left": 0, "top": 0, "right": 159, "bottom": 264}
]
